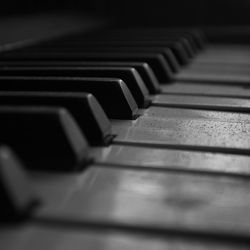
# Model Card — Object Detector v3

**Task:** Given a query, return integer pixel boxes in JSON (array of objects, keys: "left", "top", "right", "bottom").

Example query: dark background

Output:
[{"left": 1, "top": 0, "right": 250, "bottom": 26}]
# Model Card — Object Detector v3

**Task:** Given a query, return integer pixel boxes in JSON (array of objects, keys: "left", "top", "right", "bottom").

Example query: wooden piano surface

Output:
[{"left": 1, "top": 13, "right": 250, "bottom": 250}]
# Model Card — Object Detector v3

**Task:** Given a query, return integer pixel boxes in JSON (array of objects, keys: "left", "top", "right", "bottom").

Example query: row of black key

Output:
[{"left": 0, "top": 28, "right": 204, "bottom": 222}]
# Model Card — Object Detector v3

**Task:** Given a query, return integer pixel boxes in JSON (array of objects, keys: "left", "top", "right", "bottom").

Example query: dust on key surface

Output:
[
  {"left": 113, "top": 110, "right": 250, "bottom": 150},
  {"left": 91, "top": 144, "right": 250, "bottom": 175}
]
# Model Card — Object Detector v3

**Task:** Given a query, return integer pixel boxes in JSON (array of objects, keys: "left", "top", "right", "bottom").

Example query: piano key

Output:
[
  {"left": 144, "top": 106, "right": 250, "bottom": 123},
  {"left": 204, "top": 45, "right": 250, "bottom": 55},
  {"left": 0, "top": 92, "right": 112, "bottom": 146},
  {"left": 112, "top": 106, "right": 250, "bottom": 154},
  {"left": 161, "top": 82, "right": 250, "bottom": 97},
  {"left": 93, "top": 47, "right": 180, "bottom": 73},
  {"left": 0, "top": 61, "right": 161, "bottom": 94},
  {"left": 96, "top": 35, "right": 195, "bottom": 58},
  {"left": 176, "top": 52, "right": 250, "bottom": 82},
  {"left": 21, "top": 46, "right": 180, "bottom": 73},
  {"left": 0, "top": 146, "right": 38, "bottom": 222},
  {"left": 193, "top": 46, "right": 250, "bottom": 64},
  {"left": 120, "top": 28, "right": 203, "bottom": 50},
  {"left": 180, "top": 60, "right": 250, "bottom": 73},
  {"left": 34, "top": 41, "right": 190, "bottom": 66},
  {"left": 152, "top": 94, "right": 250, "bottom": 112},
  {"left": 175, "top": 73, "right": 250, "bottom": 85},
  {"left": 1, "top": 226, "right": 247, "bottom": 250},
  {"left": 92, "top": 144, "right": 250, "bottom": 176},
  {"left": 75, "top": 31, "right": 197, "bottom": 57},
  {"left": 0, "top": 77, "right": 138, "bottom": 119},
  {"left": 127, "top": 27, "right": 206, "bottom": 47},
  {"left": 52, "top": 29, "right": 196, "bottom": 54},
  {"left": 1, "top": 52, "right": 174, "bottom": 83},
  {"left": 35, "top": 166, "right": 250, "bottom": 239},
  {"left": 0, "top": 66, "right": 150, "bottom": 108},
  {"left": 168, "top": 29, "right": 206, "bottom": 50},
  {"left": 0, "top": 106, "right": 89, "bottom": 171}
]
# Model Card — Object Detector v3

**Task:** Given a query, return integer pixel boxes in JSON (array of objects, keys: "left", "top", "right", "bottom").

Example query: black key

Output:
[
  {"left": 0, "top": 61, "right": 161, "bottom": 94},
  {"left": 0, "top": 76, "right": 138, "bottom": 119},
  {"left": 0, "top": 146, "right": 38, "bottom": 222},
  {"left": 0, "top": 92, "right": 112, "bottom": 146},
  {"left": 0, "top": 66, "right": 150, "bottom": 108},
  {"left": 85, "top": 47, "right": 181, "bottom": 73},
  {"left": 1, "top": 52, "right": 173, "bottom": 83},
  {"left": 0, "top": 106, "right": 89, "bottom": 171},
  {"left": 32, "top": 40, "right": 190, "bottom": 65},
  {"left": 106, "top": 29, "right": 199, "bottom": 54},
  {"left": 41, "top": 27, "right": 201, "bottom": 56},
  {"left": 21, "top": 46, "right": 181, "bottom": 73},
  {"left": 144, "top": 28, "right": 206, "bottom": 50},
  {"left": 57, "top": 29, "right": 197, "bottom": 54},
  {"left": 78, "top": 32, "right": 196, "bottom": 58}
]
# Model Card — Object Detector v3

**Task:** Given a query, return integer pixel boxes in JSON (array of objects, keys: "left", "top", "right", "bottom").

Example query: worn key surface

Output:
[
  {"left": 1, "top": 226, "right": 248, "bottom": 250},
  {"left": 34, "top": 165, "right": 250, "bottom": 239},
  {"left": 0, "top": 62, "right": 161, "bottom": 94},
  {"left": 112, "top": 106, "right": 250, "bottom": 154},
  {"left": 91, "top": 144, "right": 250, "bottom": 176},
  {"left": 152, "top": 94, "right": 250, "bottom": 112},
  {"left": 161, "top": 82, "right": 250, "bottom": 97}
]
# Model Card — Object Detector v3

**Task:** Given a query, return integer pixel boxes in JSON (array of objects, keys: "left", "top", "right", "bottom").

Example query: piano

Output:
[{"left": 1, "top": 1, "right": 250, "bottom": 249}]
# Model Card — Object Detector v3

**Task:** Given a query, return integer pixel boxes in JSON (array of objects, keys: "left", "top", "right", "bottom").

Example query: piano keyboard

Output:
[{"left": 1, "top": 27, "right": 250, "bottom": 250}]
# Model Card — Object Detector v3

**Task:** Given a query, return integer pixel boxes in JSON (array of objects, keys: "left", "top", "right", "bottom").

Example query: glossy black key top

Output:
[
  {"left": 0, "top": 92, "right": 112, "bottom": 146},
  {"left": 1, "top": 52, "right": 173, "bottom": 83},
  {"left": 0, "top": 77, "right": 138, "bottom": 119},
  {"left": 0, "top": 66, "right": 150, "bottom": 108},
  {"left": 0, "top": 106, "right": 89, "bottom": 171},
  {"left": 0, "top": 146, "right": 38, "bottom": 222},
  {"left": 0, "top": 61, "right": 161, "bottom": 94}
]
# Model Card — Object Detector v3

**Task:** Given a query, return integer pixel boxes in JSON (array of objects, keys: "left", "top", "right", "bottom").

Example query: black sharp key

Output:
[
  {"left": 78, "top": 33, "right": 196, "bottom": 58},
  {"left": 169, "top": 41, "right": 190, "bottom": 65},
  {"left": 21, "top": 46, "right": 181, "bottom": 73},
  {"left": 0, "top": 106, "right": 89, "bottom": 171},
  {"left": 31, "top": 40, "right": 190, "bottom": 66},
  {"left": 1, "top": 52, "right": 174, "bottom": 83},
  {"left": 55, "top": 30, "right": 197, "bottom": 55},
  {"left": 140, "top": 28, "right": 206, "bottom": 50},
  {"left": 0, "top": 77, "right": 138, "bottom": 119},
  {"left": 105, "top": 29, "right": 199, "bottom": 54},
  {"left": 104, "top": 47, "right": 180, "bottom": 73},
  {"left": 0, "top": 66, "right": 150, "bottom": 108},
  {"left": 42, "top": 27, "right": 202, "bottom": 57},
  {"left": 182, "top": 29, "right": 206, "bottom": 50},
  {"left": 0, "top": 92, "right": 112, "bottom": 146},
  {"left": 88, "top": 47, "right": 180, "bottom": 73},
  {"left": 0, "top": 146, "right": 38, "bottom": 222},
  {"left": 0, "top": 62, "right": 161, "bottom": 94},
  {"left": 76, "top": 62, "right": 161, "bottom": 94}
]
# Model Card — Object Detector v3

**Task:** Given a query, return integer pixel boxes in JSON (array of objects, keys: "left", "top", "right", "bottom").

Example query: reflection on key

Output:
[
  {"left": 0, "top": 76, "right": 138, "bottom": 119},
  {"left": 0, "top": 146, "right": 38, "bottom": 222},
  {"left": 1, "top": 52, "right": 173, "bottom": 83},
  {"left": 0, "top": 66, "right": 150, "bottom": 108},
  {"left": 0, "top": 62, "right": 161, "bottom": 94}
]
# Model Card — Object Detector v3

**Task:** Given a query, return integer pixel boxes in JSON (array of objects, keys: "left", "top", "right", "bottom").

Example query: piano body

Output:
[{"left": 1, "top": 1, "right": 250, "bottom": 249}]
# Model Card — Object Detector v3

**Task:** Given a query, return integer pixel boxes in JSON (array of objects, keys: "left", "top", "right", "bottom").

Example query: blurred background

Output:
[
  {"left": 1, "top": 0, "right": 250, "bottom": 26},
  {"left": 1, "top": 0, "right": 250, "bottom": 47}
]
